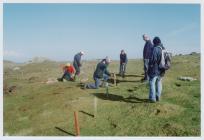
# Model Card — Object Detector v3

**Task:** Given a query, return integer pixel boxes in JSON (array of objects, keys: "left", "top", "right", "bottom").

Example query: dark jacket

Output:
[
  {"left": 143, "top": 40, "right": 153, "bottom": 59},
  {"left": 73, "top": 53, "right": 82, "bottom": 68},
  {"left": 94, "top": 61, "right": 110, "bottom": 79},
  {"left": 148, "top": 44, "right": 163, "bottom": 78},
  {"left": 120, "top": 53, "right": 128, "bottom": 64}
]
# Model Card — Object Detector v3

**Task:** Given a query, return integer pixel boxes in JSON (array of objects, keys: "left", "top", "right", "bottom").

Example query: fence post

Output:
[
  {"left": 113, "top": 73, "right": 116, "bottom": 86},
  {"left": 94, "top": 97, "right": 97, "bottom": 118},
  {"left": 74, "top": 111, "right": 80, "bottom": 136}
]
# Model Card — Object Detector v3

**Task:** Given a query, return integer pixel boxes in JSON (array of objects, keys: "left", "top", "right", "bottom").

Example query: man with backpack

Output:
[
  {"left": 148, "top": 36, "right": 170, "bottom": 102},
  {"left": 142, "top": 34, "right": 153, "bottom": 81}
]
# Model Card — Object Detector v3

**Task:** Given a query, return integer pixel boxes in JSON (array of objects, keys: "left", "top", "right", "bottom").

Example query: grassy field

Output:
[{"left": 3, "top": 53, "right": 200, "bottom": 136}]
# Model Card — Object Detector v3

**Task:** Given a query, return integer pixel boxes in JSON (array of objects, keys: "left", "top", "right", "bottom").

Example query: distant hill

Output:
[
  {"left": 3, "top": 60, "right": 20, "bottom": 69},
  {"left": 27, "top": 57, "right": 52, "bottom": 64},
  {"left": 3, "top": 57, "right": 53, "bottom": 70}
]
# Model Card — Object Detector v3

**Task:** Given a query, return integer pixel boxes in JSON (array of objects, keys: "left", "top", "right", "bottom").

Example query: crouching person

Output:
[
  {"left": 84, "top": 57, "right": 111, "bottom": 89},
  {"left": 58, "top": 63, "right": 75, "bottom": 82}
]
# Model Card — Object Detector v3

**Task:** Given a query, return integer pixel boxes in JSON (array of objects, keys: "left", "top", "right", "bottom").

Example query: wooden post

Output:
[
  {"left": 74, "top": 111, "right": 80, "bottom": 136},
  {"left": 94, "top": 97, "right": 97, "bottom": 118},
  {"left": 113, "top": 73, "right": 116, "bottom": 86}
]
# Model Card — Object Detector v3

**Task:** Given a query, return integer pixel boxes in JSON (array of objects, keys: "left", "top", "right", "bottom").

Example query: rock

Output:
[{"left": 178, "top": 76, "right": 197, "bottom": 81}]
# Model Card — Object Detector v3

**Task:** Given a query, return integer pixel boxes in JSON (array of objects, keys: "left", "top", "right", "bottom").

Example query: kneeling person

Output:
[
  {"left": 58, "top": 63, "right": 75, "bottom": 82},
  {"left": 85, "top": 57, "right": 111, "bottom": 89}
]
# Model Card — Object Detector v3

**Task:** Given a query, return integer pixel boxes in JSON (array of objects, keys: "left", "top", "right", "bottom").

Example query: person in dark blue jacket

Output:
[
  {"left": 142, "top": 34, "right": 153, "bottom": 81},
  {"left": 84, "top": 57, "right": 111, "bottom": 89},
  {"left": 119, "top": 50, "right": 128, "bottom": 76},
  {"left": 73, "top": 51, "right": 84, "bottom": 79},
  {"left": 148, "top": 36, "right": 163, "bottom": 102}
]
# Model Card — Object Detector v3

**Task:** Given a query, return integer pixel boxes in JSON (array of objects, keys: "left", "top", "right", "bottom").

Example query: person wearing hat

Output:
[
  {"left": 119, "top": 49, "right": 128, "bottom": 77},
  {"left": 84, "top": 57, "right": 111, "bottom": 89},
  {"left": 142, "top": 34, "right": 153, "bottom": 81},
  {"left": 58, "top": 63, "right": 75, "bottom": 82},
  {"left": 73, "top": 51, "right": 84, "bottom": 80},
  {"left": 148, "top": 36, "right": 164, "bottom": 102}
]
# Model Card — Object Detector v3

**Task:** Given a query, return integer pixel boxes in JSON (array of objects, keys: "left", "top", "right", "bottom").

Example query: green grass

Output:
[{"left": 3, "top": 54, "right": 200, "bottom": 136}]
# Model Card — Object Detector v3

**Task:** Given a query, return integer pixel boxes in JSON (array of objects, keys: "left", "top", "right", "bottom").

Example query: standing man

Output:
[
  {"left": 73, "top": 51, "right": 84, "bottom": 80},
  {"left": 119, "top": 50, "right": 128, "bottom": 77},
  {"left": 84, "top": 57, "right": 111, "bottom": 89},
  {"left": 148, "top": 36, "right": 163, "bottom": 102},
  {"left": 142, "top": 34, "right": 153, "bottom": 81}
]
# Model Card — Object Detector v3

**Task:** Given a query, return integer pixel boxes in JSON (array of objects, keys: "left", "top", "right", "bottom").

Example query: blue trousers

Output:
[
  {"left": 119, "top": 63, "right": 127, "bottom": 75},
  {"left": 61, "top": 71, "right": 72, "bottom": 81},
  {"left": 73, "top": 63, "right": 80, "bottom": 75},
  {"left": 144, "top": 59, "right": 149, "bottom": 80},
  {"left": 149, "top": 76, "right": 162, "bottom": 101}
]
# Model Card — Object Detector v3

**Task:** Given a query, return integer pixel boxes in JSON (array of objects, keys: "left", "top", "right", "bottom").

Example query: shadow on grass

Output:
[
  {"left": 116, "top": 74, "right": 144, "bottom": 77},
  {"left": 92, "top": 93, "right": 149, "bottom": 103},
  {"left": 79, "top": 110, "right": 94, "bottom": 118},
  {"left": 55, "top": 127, "right": 75, "bottom": 136},
  {"left": 107, "top": 78, "right": 142, "bottom": 85}
]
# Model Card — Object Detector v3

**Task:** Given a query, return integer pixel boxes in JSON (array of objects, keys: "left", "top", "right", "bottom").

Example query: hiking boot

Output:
[
  {"left": 149, "top": 99, "right": 156, "bottom": 103},
  {"left": 81, "top": 84, "right": 87, "bottom": 89},
  {"left": 57, "top": 78, "right": 63, "bottom": 82},
  {"left": 70, "top": 77, "right": 75, "bottom": 82},
  {"left": 156, "top": 96, "right": 160, "bottom": 101},
  {"left": 141, "top": 78, "right": 148, "bottom": 83}
]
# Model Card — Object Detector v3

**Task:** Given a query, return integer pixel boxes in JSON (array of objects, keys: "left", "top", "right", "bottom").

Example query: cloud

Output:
[
  {"left": 3, "top": 50, "right": 23, "bottom": 57},
  {"left": 166, "top": 22, "right": 198, "bottom": 37}
]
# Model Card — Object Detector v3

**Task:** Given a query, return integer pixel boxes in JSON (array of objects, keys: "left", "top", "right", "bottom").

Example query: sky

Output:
[{"left": 3, "top": 4, "right": 200, "bottom": 63}]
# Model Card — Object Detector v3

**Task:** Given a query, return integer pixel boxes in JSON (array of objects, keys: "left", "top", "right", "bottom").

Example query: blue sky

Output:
[{"left": 3, "top": 4, "right": 200, "bottom": 62}]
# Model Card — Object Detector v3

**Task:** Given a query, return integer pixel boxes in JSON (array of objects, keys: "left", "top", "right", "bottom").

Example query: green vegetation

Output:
[{"left": 3, "top": 54, "right": 200, "bottom": 136}]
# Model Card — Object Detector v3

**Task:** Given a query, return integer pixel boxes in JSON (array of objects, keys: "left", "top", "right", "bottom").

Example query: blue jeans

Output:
[
  {"left": 144, "top": 59, "right": 149, "bottom": 80},
  {"left": 149, "top": 76, "right": 162, "bottom": 101},
  {"left": 73, "top": 63, "right": 80, "bottom": 76},
  {"left": 119, "top": 63, "right": 127, "bottom": 75},
  {"left": 61, "top": 71, "right": 72, "bottom": 81},
  {"left": 87, "top": 74, "right": 109, "bottom": 89}
]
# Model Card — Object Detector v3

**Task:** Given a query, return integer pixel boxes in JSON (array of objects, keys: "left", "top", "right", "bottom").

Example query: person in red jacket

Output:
[{"left": 58, "top": 63, "right": 75, "bottom": 82}]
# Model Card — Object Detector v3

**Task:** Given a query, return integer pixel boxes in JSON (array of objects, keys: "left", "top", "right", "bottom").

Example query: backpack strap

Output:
[
  {"left": 155, "top": 45, "right": 164, "bottom": 65},
  {"left": 156, "top": 45, "right": 163, "bottom": 50}
]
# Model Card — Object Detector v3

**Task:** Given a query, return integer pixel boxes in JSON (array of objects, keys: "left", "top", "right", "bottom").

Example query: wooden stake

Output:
[
  {"left": 113, "top": 73, "right": 116, "bottom": 86},
  {"left": 94, "top": 97, "right": 97, "bottom": 118},
  {"left": 74, "top": 111, "right": 80, "bottom": 136}
]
